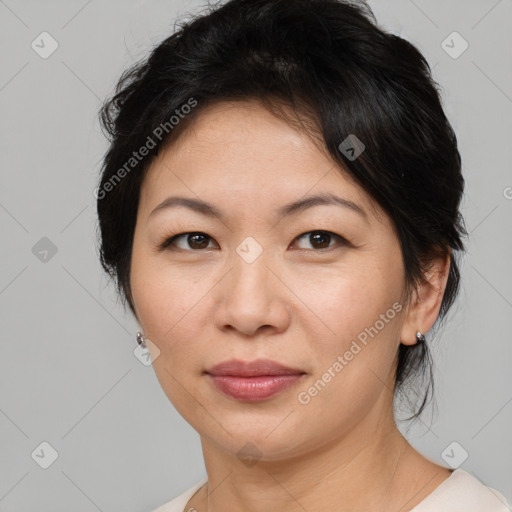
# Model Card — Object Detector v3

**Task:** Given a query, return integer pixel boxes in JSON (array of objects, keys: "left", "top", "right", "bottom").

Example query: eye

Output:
[
  {"left": 292, "top": 230, "right": 347, "bottom": 251},
  {"left": 158, "top": 230, "right": 348, "bottom": 252},
  {"left": 159, "top": 232, "right": 218, "bottom": 251}
]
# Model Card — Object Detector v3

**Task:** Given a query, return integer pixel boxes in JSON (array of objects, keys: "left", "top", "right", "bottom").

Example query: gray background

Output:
[{"left": 0, "top": 0, "right": 511, "bottom": 510}]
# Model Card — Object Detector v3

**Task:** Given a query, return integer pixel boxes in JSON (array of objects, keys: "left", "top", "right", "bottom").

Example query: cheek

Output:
[
  {"left": 294, "top": 254, "right": 403, "bottom": 398},
  {"left": 294, "top": 283, "right": 402, "bottom": 436},
  {"left": 131, "top": 247, "right": 209, "bottom": 413},
  {"left": 294, "top": 253, "right": 403, "bottom": 342},
  {"left": 131, "top": 237, "right": 201, "bottom": 331},
  {"left": 130, "top": 245, "right": 222, "bottom": 413}
]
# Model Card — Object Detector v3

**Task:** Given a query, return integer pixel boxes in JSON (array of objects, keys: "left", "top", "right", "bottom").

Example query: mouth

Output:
[
  {"left": 204, "top": 359, "right": 307, "bottom": 402},
  {"left": 205, "top": 358, "right": 306, "bottom": 377}
]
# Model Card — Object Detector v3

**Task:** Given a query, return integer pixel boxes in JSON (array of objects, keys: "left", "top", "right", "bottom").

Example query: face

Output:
[{"left": 130, "top": 100, "right": 409, "bottom": 461}]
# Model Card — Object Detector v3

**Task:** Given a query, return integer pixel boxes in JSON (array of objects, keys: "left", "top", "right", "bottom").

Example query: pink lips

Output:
[{"left": 205, "top": 359, "right": 306, "bottom": 402}]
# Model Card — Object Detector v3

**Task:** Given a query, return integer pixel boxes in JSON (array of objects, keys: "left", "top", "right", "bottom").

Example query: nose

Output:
[{"left": 213, "top": 252, "right": 291, "bottom": 338}]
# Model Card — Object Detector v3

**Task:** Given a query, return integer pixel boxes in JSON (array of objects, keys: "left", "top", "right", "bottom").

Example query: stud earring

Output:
[
  {"left": 136, "top": 331, "right": 147, "bottom": 348},
  {"left": 415, "top": 329, "right": 426, "bottom": 344}
]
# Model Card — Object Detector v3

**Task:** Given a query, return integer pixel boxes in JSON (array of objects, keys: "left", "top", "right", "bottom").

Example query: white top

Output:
[{"left": 152, "top": 469, "right": 511, "bottom": 512}]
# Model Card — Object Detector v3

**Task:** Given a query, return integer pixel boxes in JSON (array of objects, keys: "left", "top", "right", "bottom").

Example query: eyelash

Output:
[{"left": 157, "top": 230, "right": 349, "bottom": 252}]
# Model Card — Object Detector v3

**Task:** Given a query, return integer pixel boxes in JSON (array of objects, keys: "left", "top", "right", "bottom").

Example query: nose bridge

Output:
[
  {"left": 229, "top": 235, "right": 274, "bottom": 306},
  {"left": 214, "top": 236, "right": 289, "bottom": 336}
]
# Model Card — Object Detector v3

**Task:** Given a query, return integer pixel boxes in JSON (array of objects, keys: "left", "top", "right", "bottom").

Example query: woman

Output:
[{"left": 96, "top": 0, "right": 511, "bottom": 510}]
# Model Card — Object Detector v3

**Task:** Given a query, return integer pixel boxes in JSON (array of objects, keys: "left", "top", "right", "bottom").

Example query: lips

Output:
[
  {"left": 205, "top": 358, "right": 306, "bottom": 377},
  {"left": 204, "top": 359, "right": 306, "bottom": 401}
]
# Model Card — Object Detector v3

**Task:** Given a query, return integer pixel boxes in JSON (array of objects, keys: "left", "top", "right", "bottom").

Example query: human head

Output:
[{"left": 96, "top": 0, "right": 466, "bottom": 430}]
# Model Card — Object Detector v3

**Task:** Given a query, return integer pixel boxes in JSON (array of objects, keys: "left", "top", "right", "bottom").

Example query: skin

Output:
[{"left": 130, "top": 100, "right": 452, "bottom": 512}]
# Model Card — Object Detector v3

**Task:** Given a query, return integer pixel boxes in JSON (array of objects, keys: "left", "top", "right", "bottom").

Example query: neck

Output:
[{"left": 187, "top": 403, "right": 449, "bottom": 512}]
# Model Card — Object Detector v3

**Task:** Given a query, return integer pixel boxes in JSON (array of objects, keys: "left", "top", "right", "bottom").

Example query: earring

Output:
[
  {"left": 415, "top": 329, "right": 426, "bottom": 344},
  {"left": 136, "top": 331, "right": 147, "bottom": 348}
]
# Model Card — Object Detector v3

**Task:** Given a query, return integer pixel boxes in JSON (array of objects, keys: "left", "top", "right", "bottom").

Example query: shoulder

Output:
[
  {"left": 150, "top": 478, "right": 208, "bottom": 512},
  {"left": 411, "top": 469, "right": 511, "bottom": 512}
]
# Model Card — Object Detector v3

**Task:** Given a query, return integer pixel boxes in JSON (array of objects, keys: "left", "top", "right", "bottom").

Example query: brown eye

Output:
[
  {"left": 159, "top": 230, "right": 347, "bottom": 252},
  {"left": 186, "top": 233, "right": 210, "bottom": 249},
  {"left": 293, "top": 230, "right": 346, "bottom": 251},
  {"left": 160, "top": 232, "right": 217, "bottom": 251}
]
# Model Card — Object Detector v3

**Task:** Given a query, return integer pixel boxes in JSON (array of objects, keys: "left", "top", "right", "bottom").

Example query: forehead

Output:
[{"left": 140, "top": 100, "right": 381, "bottom": 222}]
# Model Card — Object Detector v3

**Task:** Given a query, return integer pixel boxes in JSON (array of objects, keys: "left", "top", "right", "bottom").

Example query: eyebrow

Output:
[{"left": 147, "top": 193, "right": 368, "bottom": 223}]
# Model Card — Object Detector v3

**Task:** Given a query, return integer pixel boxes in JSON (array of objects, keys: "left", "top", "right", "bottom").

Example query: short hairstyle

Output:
[{"left": 96, "top": 0, "right": 467, "bottom": 420}]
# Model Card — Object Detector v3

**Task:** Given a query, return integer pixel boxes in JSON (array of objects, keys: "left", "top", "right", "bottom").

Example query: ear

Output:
[{"left": 400, "top": 250, "right": 451, "bottom": 346}]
